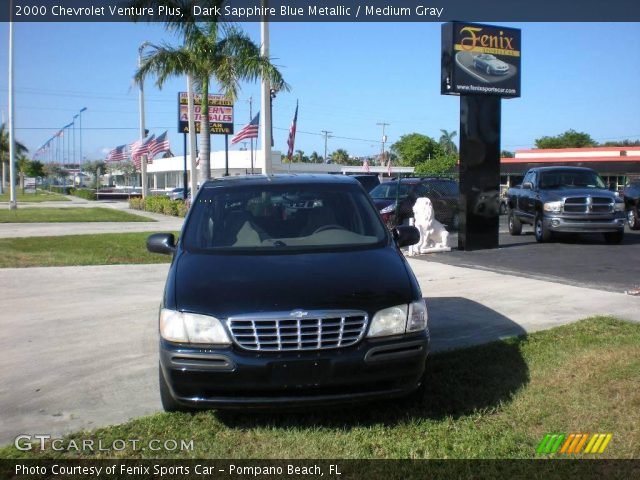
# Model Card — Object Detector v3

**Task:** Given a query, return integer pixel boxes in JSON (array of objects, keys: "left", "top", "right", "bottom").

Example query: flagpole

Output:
[
  {"left": 249, "top": 96, "right": 254, "bottom": 175},
  {"left": 260, "top": 2, "right": 272, "bottom": 176}
]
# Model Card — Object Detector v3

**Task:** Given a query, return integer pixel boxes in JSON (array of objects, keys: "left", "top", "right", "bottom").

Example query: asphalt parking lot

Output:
[{"left": 435, "top": 217, "right": 640, "bottom": 293}]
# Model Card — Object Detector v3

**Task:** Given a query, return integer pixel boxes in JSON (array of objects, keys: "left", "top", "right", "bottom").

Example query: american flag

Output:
[
  {"left": 131, "top": 135, "right": 155, "bottom": 170},
  {"left": 231, "top": 112, "right": 260, "bottom": 145},
  {"left": 106, "top": 145, "right": 127, "bottom": 162},
  {"left": 147, "top": 131, "right": 170, "bottom": 160},
  {"left": 286, "top": 101, "right": 298, "bottom": 162},
  {"left": 363, "top": 158, "right": 370, "bottom": 173}
]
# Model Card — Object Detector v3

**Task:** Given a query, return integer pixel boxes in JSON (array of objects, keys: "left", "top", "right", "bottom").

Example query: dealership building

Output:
[
  {"left": 500, "top": 146, "right": 640, "bottom": 192},
  {"left": 107, "top": 149, "right": 413, "bottom": 190}
]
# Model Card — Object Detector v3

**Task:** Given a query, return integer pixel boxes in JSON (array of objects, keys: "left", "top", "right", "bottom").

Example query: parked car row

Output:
[{"left": 369, "top": 177, "right": 460, "bottom": 231}]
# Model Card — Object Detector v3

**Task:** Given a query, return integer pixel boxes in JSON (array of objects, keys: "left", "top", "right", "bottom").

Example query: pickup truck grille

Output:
[
  {"left": 227, "top": 310, "right": 368, "bottom": 351},
  {"left": 563, "top": 197, "right": 612, "bottom": 214}
]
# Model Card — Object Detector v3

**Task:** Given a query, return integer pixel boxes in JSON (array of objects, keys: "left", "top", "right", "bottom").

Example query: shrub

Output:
[
  {"left": 69, "top": 188, "right": 96, "bottom": 201},
  {"left": 128, "top": 194, "right": 186, "bottom": 218},
  {"left": 129, "top": 198, "right": 144, "bottom": 210}
]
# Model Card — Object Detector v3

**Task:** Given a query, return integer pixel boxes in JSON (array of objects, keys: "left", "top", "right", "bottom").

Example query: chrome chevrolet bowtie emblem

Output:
[{"left": 290, "top": 310, "right": 309, "bottom": 318}]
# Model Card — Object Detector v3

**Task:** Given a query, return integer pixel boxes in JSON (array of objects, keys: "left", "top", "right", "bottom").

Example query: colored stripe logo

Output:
[{"left": 537, "top": 433, "right": 612, "bottom": 454}]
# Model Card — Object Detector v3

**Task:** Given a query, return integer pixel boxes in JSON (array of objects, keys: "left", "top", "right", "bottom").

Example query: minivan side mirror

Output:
[
  {"left": 393, "top": 225, "right": 420, "bottom": 248},
  {"left": 147, "top": 233, "right": 176, "bottom": 255},
  {"left": 522, "top": 181, "right": 533, "bottom": 190}
]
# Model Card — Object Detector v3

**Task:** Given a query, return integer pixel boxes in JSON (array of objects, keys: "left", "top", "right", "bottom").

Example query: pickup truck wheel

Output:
[
  {"left": 508, "top": 211, "right": 522, "bottom": 235},
  {"left": 604, "top": 231, "right": 624, "bottom": 245},
  {"left": 159, "top": 364, "right": 192, "bottom": 413},
  {"left": 628, "top": 207, "right": 640, "bottom": 230},
  {"left": 534, "top": 214, "right": 552, "bottom": 243}
]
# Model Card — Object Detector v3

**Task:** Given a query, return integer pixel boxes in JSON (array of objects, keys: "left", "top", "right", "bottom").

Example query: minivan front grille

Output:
[
  {"left": 563, "top": 197, "right": 612, "bottom": 214},
  {"left": 227, "top": 310, "right": 368, "bottom": 351}
]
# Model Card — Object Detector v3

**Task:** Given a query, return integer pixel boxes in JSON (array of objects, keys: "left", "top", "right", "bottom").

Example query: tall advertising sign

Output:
[
  {"left": 442, "top": 22, "right": 521, "bottom": 98},
  {"left": 178, "top": 93, "right": 234, "bottom": 134}
]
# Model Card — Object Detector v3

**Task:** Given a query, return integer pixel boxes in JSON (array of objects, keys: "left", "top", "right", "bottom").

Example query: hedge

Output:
[
  {"left": 129, "top": 196, "right": 188, "bottom": 218},
  {"left": 69, "top": 188, "right": 96, "bottom": 201}
]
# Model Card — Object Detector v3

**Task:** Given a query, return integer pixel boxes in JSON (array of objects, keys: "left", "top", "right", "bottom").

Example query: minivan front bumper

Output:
[{"left": 160, "top": 331, "right": 429, "bottom": 408}]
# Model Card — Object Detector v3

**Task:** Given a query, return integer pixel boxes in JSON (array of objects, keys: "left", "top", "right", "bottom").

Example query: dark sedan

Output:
[
  {"left": 147, "top": 175, "right": 428, "bottom": 410},
  {"left": 370, "top": 178, "right": 460, "bottom": 230}
]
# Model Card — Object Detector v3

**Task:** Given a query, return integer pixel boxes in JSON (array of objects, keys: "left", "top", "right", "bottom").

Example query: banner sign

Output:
[
  {"left": 178, "top": 92, "right": 234, "bottom": 134},
  {"left": 441, "top": 22, "right": 521, "bottom": 98}
]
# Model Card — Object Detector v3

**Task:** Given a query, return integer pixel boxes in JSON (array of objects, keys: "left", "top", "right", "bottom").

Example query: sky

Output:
[{"left": 0, "top": 21, "right": 639, "bottom": 163}]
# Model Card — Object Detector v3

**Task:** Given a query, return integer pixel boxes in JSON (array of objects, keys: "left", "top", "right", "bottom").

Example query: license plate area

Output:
[{"left": 270, "top": 359, "right": 330, "bottom": 387}]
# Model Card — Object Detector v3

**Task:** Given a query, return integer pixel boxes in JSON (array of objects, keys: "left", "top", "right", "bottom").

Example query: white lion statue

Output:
[{"left": 408, "top": 197, "right": 451, "bottom": 255}]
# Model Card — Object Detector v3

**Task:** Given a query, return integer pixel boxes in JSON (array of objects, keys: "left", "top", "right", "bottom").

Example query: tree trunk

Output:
[{"left": 199, "top": 78, "right": 211, "bottom": 185}]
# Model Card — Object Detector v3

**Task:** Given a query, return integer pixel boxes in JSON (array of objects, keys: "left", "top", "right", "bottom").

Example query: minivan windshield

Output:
[
  {"left": 183, "top": 182, "right": 388, "bottom": 251},
  {"left": 539, "top": 170, "right": 607, "bottom": 190}
]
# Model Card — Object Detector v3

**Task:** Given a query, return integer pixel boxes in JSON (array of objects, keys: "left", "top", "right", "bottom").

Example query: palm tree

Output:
[
  {"left": 133, "top": 9, "right": 288, "bottom": 184},
  {"left": 0, "top": 123, "right": 28, "bottom": 194},
  {"left": 309, "top": 151, "right": 320, "bottom": 163},
  {"left": 439, "top": 129, "right": 458, "bottom": 156},
  {"left": 331, "top": 149, "right": 350, "bottom": 165}
]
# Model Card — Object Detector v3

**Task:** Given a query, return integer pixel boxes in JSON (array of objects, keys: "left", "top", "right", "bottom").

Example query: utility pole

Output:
[
  {"left": 321, "top": 130, "right": 332, "bottom": 163},
  {"left": 376, "top": 122, "right": 389, "bottom": 166}
]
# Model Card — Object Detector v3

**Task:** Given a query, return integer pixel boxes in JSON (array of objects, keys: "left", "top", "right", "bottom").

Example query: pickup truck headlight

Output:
[
  {"left": 368, "top": 300, "right": 428, "bottom": 338},
  {"left": 379, "top": 204, "right": 396, "bottom": 214},
  {"left": 614, "top": 201, "right": 625, "bottom": 212},
  {"left": 160, "top": 309, "right": 231, "bottom": 345},
  {"left": 543, "top": 201, "right": 563, "bottom": 213}
]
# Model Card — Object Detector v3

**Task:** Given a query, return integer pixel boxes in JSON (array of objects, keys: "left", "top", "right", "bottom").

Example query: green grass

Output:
[
  {"left": 1, "top": 317, "right": 638, "bottom": 459},
  {"left": 0, "top": 207, "right": 153, "bottom": 223},
  {"left": 0, "top": 232, "right": 177, "bottom": 267},
  {"left": 0, "top": 191, "right": 69, "bottom": 202}
]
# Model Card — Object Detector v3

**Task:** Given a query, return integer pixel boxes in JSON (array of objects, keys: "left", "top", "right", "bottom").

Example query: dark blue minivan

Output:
[{"left": 147, "top": 175, "right": 428, "bottom": 410}]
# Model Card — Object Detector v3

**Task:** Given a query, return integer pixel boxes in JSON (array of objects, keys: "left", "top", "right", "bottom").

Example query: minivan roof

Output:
[{"left": 201, "top": 174, "right": 359, "bottom": 188}]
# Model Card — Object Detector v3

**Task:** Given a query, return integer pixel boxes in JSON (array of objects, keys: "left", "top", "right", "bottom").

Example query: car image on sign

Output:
[{"left": 472, "top": 54, "right": 510, "bottom": 76}]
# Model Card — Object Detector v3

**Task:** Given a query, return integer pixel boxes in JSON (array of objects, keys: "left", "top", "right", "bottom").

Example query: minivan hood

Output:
[{"left": 172, "top": 247, "right": 415, "bottom": 318}]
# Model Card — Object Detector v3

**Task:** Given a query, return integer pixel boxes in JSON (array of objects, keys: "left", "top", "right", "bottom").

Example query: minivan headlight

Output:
[
  {"left": 160, "top": 309, "right": 231, "bottom": 345},
  {"left": 367, "top": 300, "right": 428, "bottom": 338}
]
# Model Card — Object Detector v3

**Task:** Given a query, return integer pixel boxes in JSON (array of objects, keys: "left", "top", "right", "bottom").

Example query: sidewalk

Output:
[
  {"left": 1, "top": 258, "right": 638, "bottom": 443},
  {"left": 0, "top": 199, "right": 184, "bottom": 238}
]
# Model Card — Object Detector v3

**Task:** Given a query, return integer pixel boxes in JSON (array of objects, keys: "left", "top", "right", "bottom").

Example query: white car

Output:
[{"left": 473, "top": 54, "right": 509, "bottom": 76}]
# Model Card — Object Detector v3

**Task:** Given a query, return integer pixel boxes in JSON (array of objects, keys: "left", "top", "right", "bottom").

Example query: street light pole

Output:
[
  {"left": 8, "top": 3, "right": 17, "bottom": 209},
  {"left": 138, "top": 42, "right": 150, "bottom": 198},
  {"left": 78, "top": 107, "right": 87, "bottom": 185}
]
